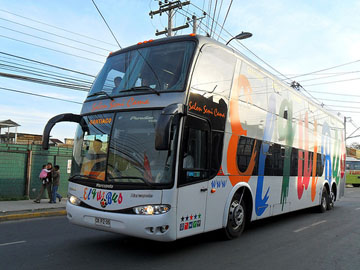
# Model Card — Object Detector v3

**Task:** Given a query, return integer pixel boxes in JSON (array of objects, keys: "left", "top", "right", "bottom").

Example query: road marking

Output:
[
  {"left": 294, "top": 226, "right": 310, "bottom": 233},
  {"left": 294, "top": 220, "right": 327, "bottom": 233},
  {"left": 310, "top": 220, "right": 327, "bottom": 227},
  {"left": 0, "top": 240, "right": 26, "bottom": 247}
]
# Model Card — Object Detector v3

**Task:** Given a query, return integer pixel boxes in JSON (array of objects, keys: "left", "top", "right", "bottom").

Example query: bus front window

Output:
[
  {"left": 72, "top": 113, "right": 113, "bottom": 181},
  {"left": 71, "top": 110, "right": 176, "bottom": 187},
  {"left": 107, "top": 110, "right": 175, "bottom": 185},
  {"left": 87, "top": 41, "right": 195, "bottom": 97}
]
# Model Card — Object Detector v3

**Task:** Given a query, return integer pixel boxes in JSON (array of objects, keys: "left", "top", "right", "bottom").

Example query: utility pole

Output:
[{"left": 149, "top": 0, "right": 191, "bottom": 36}]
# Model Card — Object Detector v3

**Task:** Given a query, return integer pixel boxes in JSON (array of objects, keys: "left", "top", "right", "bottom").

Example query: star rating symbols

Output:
[
  {"left": 185, "top": 216, "right": 189, "bottom": 221},
  {"left": 181, "top": 216, "right": 184, "bottom": 222},
  {"left": 190, "top": 215, "right": 193, "bottom": 220}
]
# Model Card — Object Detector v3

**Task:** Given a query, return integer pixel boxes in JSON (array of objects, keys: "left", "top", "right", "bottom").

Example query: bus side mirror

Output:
[
  {"left": 42, "top": 113, "right": 87, "bottom": 150},
  {"left": 155, "top": 104, "right": 186, "bottom": 150}
]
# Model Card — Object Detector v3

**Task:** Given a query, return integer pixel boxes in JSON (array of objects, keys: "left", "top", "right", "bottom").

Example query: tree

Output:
[{"left": 350, "top": 142, "right": 360, "bottom": 149}]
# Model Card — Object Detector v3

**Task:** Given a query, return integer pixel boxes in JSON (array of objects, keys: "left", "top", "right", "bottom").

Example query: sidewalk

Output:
[{"left": 0, "top": 198, "right": 67, "bottom": 222}]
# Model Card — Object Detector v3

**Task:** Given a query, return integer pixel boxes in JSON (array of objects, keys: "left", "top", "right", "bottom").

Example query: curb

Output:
[{"left": 0, "top": 209, "right": 66, "bottom": 222}]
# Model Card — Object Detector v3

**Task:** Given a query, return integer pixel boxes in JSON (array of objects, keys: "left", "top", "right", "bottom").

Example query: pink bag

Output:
[{"left": 39, "top": 169, "right": 48, "bottom": 179}]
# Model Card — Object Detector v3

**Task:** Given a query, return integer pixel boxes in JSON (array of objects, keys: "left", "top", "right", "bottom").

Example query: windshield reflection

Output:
[
  {"left": 87, "top": 41, "right": 195, "bottom": 97},
  {"left": 71, "top": 110, "right": 176, "bottom": 187}
]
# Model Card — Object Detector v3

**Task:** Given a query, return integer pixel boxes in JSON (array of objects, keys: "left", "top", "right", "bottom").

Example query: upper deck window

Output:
[{"left": 88, "top": 41, "right": 195, "bottom": 98}]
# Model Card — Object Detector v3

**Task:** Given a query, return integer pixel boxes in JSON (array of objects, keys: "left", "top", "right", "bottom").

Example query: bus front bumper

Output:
[{"left": 66, "top": 202, "right": 176, "bottom": 242}]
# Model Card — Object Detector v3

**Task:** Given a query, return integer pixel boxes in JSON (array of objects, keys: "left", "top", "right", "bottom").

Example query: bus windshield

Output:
[
  {"left": 71, "top": 110, "right": 176, "bottom": 187},
  {"left": 88, "top": 41, "right": 195, "bottom": 97}
]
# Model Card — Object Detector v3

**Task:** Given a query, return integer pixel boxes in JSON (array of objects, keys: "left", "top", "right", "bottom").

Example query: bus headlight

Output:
[
  {"left": 69, "top": 195, "right": 81, "bottom": 206},
  {"left": 133, "top": 205, "right": 170, "bottom": 215}
]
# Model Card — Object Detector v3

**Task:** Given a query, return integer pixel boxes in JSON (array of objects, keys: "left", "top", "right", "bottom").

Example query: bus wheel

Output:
[
  {"left": 328, "top": 188, "right": 335, "bottom": 210},
  {"left": 224, "top": 193, "right": 246, "bottom": 239},
  {"left": 319, "top": 187, "right": 328, "bottom": 213}
]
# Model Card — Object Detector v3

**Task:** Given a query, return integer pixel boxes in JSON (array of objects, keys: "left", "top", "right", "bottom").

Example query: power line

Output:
[
  {"left": 209, "top": 0, "right": 218, "bottom": 37},
  {"left": 308, "top": 90, "right": 360, "bottom": 97},
  {"left": 298, "top": 70, "right": 360, "bottom": 83},
  {"left": 0, "top": 8, "right": 118, "bottom": 47},
  {"left": 0, "top": 51, "right": 96, "bottom": 77},
  {"left": 216, "top": 0, "right": 233, "bottom": 40},
  {"left": 0, "top": 86, "right": 83, "bottom": 104},
  {"left": 213, "top": 0, "right": 224, "bottom": 36},
  {"left": 0, "top": 25, "right": 108, "bottom": 57},
  {"left": 324, "top": 104, "right": 360, "bottom": 110},
  {"left": 91, "top": 0, "right": 122, "bottom": 49},
  {"left": 302, "top": 77, "right": 360, "bottom": 87},
  {"left": 287, "top": 59, "right": 360, "bottom": 80},
  {"left": 183, "top": 6, "right": 293, "bottom": 84},
  {"left": 0, "top": 58, "right": 94, "bottom": 85},
  {"left": 0, "top": 62, "right": 93, "bottom": 87},
  {"left": 0, "top": 72, "right": 90, "bottom": 92},
  {"left": 0, "top": 17, "right": 113, "bottom": 52},
  {"left": 315, "top": 98, "right": 360, "bottom": 104},
  {"left": 0, "top": 34, "right": 104, "bottom": 63}
]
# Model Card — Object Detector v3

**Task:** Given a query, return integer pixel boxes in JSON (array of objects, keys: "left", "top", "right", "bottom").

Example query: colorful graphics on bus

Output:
[
  {"left": 83, "top": 187, "right": 123, "bottom": 208},
  {"left": 227, "top": 74, "right": 345, "bottom": 217}
]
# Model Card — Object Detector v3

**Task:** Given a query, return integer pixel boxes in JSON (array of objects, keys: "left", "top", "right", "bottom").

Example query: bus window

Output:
[
  {"left": 190, "top": 45, "right": 235, "bottom": 98},
  {"left": 88, "top": 41, "right": 196, "bottom": 97},
  {"left": 180, "top": 116, "right": 210, "bottom": 185}
]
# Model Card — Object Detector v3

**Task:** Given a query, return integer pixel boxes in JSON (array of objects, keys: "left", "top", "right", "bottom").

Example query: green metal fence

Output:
[{"left": 0, "top": 143, "right": 73, "bottom": 200}]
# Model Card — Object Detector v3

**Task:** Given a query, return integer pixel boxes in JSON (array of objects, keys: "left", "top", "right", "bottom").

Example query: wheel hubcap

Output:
[
  {"left": 229, "top": 201, "right": 244, "bottom": 229},
  {"left": 322, "top": 194, "right": 327, "bottom": 209}
]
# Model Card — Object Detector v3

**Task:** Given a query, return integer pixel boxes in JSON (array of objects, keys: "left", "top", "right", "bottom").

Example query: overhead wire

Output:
[
  {"left": 216, "top": 0, "right": 233, "bottom": 40},
  {"left": 209, "top": 0, "right": 218, "bottom": 37},
  {"left": 91, "top": 0, "right": 122, "bottom": 49},
  {"left": 0, "top": 8, "right": 118, "bottom": 47},
  {"left": 0, "top": 86, "right": 83, "bottom": 104},
  {"left": 0, "top": 17, "right": 113, "bottom": 52},
  {"left": 0, "top": 58, "right": 94, "bottom": 85},
  {"left": 0, "top": 51, "right": 96, "bottom": 77},
  {"left": 0, "top": 25, "right": 108, "bottom": 57},
  {"left": 0, "top": 72, "right": 90, "bottom": 91},
  {"left": 0, "top": 62, "right": 93, "bottom": 87},
  {"left": 297, "top": 70, "right": 360, "bottom": 83},
  {"left": 302, "top": 77, "right": 360, "bottom": 87},
  {"left": 213, "top": 0, "right": 224, "bottom": 36},
  {"left": 286, "top": 59, "right": 360, "bottom": 80},
  {"left": 0, "top": 34, "right": 104, "bottom": 63}
]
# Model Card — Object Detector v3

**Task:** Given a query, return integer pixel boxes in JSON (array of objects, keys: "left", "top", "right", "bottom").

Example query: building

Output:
[
  {"left": 0, "top": 132, "right": 63, "bottom": 146},
  {"left": 0, "top": 119, "right": 20, "bottom": 143}
]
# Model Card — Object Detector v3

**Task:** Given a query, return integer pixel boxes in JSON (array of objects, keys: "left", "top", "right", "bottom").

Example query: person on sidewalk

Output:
[
  {"left": 34, "top": 164, "right": 52, "bottom": 203},
  {"left": 51, "top": 165, "right": 62, "bottom": 203}
]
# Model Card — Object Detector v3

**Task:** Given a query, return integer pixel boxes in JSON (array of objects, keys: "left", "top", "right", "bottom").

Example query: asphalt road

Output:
[{"left": 1, "top": 188, "right": 360, "bottom": 270}]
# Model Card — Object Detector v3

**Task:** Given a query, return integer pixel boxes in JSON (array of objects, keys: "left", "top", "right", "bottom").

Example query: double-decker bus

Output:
[
  {"left": 43, "top": 34, "right": 346, "bottom": 241},
  {"left": 346, "top": 156, "right": 360, "bottom": 187}
]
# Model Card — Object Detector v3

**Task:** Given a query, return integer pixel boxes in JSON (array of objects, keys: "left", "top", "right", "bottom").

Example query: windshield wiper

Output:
[
  {"left": 108, "top": 176, "right": 155, "bottom": 187},
  {"left": 122, "top": 86, "right": 160, "bottom": 96},
  {"left": 69, "top": 174, "right": 100, "bottom": 181},
  {"left": 88, "top": 91, "right": 114, "bottom": 100}
]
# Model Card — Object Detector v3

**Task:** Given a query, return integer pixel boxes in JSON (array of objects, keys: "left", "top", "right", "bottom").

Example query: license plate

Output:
[{"left": 95, "top": 217, "right": 111, "bottom": 227}]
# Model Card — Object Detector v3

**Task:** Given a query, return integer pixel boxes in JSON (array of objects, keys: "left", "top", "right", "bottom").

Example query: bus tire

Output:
[
  {"left": 328, "top": 186, "right": 336, "bottom": 210},
  {"left": 224, "top": 193, "right": 246, "bottom": 239},
  {"left": 319, "top": 187, "right": 328, "bottom": 213}
]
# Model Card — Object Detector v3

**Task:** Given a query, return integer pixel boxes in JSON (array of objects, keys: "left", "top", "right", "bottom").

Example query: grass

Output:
[{"left": 346, "top": 173, "right": 360, "bottom": 186}]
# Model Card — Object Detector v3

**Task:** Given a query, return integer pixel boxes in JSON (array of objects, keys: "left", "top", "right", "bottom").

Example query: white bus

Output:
[{"left": 43, "top": 34, "right": 346, "bottom": 241}]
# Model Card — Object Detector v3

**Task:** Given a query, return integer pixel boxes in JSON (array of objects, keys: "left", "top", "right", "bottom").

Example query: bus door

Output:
[{"left": 177, "top": 115, "right": 210, "bottom": 238}]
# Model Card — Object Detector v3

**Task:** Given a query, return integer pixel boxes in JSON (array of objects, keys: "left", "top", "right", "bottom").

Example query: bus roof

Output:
[{"left": 106, "top": 34, "right": 343, "bottom": 126}]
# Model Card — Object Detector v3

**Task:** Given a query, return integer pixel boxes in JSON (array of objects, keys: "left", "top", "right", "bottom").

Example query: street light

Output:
[{"left": 226, "top": 31, "right": 253, "bottom": 45}]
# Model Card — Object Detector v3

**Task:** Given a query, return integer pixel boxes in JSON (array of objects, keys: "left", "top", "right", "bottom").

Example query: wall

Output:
[{"left": 0, "top": 143, "right": 72, "bottom": 200}]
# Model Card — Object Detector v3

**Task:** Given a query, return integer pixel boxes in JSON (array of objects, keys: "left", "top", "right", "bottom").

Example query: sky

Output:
[{"left": 0, "top": 0, "right": 360, "bottom": 145}]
